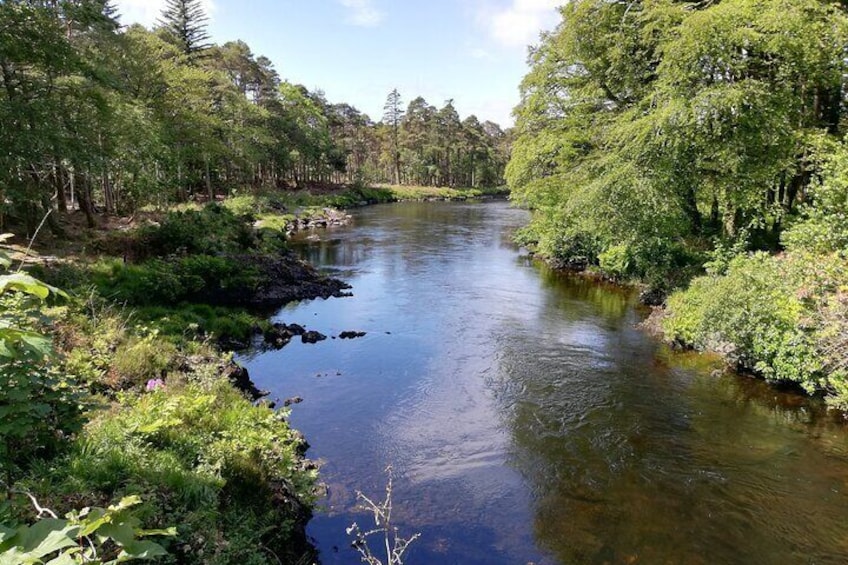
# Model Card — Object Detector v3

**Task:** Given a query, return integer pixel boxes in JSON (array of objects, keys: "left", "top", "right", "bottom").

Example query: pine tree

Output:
[
  {"left": 383, "top": 89, "right": 404, "bottom": 185},
  {"left": 157, "top": 0, "right": 210, "bottom": 58}
]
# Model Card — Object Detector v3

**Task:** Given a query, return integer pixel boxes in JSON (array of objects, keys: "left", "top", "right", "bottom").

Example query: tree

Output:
[
  {"left": 508, "top": 0, "right": 848, "bottom": 283},
  {"left": 383, "top": 89, "right": 404, "bottom": 184},
  {"left": 157, "top": 0, "right": 210, "bottom": 58}
]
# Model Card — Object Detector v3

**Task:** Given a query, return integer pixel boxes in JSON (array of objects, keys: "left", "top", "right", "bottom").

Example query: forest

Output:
[
  {"left": 510, "top": 0, "right": 848, "bottom": 408},
  {"left": 0, "top": 0, "right": 510, "bottom": 235}
]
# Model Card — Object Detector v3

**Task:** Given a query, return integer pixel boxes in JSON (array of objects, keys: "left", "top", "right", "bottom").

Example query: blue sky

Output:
[{"left": 113, "top": 0, "right": 562, "bottom": 126}]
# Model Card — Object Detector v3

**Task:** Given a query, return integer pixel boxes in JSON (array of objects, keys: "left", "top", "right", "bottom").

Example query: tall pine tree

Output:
[
  {"left": 383, "top": 89, "right": 404, "bottom": 185},
  {"left": 157, "top": 0, "right": 210, "bottom": 58}
]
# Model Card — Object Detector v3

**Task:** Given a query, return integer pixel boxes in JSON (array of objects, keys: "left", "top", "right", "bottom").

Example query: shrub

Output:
[
  {"left": 663, "top": 252, "right": 848, "bottom": 400},
  {"left": 34, "top": 378, "right": 316, "bottom": 564},
  {"left": 112, "top": 332, "right": 178, "bottom": 388},
  {"left": 0, "top": 259, "right": 84, "bottom": 481},
  {"left": 598, "top": 244, "right": 631, "bottom": 280},
  {"left": 140, "top": 205, "right": 259, "bottom": 257}
]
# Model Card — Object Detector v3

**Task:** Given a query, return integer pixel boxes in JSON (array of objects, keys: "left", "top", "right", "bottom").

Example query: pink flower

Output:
[{"left": 146, "top": 379, "right": 165, "bottom": 391}]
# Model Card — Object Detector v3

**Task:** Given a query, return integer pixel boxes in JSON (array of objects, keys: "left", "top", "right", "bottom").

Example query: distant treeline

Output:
[{"left": 0, "top": 0, "right": 511, "bottom": 233}]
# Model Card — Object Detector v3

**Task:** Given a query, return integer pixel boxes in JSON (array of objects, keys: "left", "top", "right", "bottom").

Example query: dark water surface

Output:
[{"left": 240, "top": 201, "right": 848, "bottom": 564}]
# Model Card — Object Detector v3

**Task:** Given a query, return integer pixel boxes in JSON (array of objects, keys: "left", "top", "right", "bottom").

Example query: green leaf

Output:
[
  {"left": 0, "top": 547, "right": 35, "bottom": 565},
  {"left": 45, "top": 551, "right": 80, "bottom": 565},
  {"left": 77, "top": 508, "right": 108, "bottom": 538},
  {"left": 0, "top": 526, "right": 15, "bottom": 545},
  {"left": 117, "top": 540, "right": 168, "bottom": 560},
  {"left": 137, "top": 527, "right": 177, "bottom": 538},
  {"left": 0, "top": 274, "right": 50, "bottom": 299},
  {"left": 98, "top": 522, "right": 135, "bottom": 547},
  {"left": 0, "top": 274, "right": 66, "bottom": 300},
  {"left": 16, "top": 519, "right": 79, "bottom": 558}
]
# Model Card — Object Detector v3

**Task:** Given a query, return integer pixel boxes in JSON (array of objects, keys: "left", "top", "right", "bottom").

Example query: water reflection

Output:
[{"left": 241, "top": 201, "right": 848, "bottom": 565}]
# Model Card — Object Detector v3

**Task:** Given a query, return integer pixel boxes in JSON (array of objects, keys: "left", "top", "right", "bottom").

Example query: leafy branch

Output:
[{"left": 1, "top": 488, "right": 174, "bottom": 564}]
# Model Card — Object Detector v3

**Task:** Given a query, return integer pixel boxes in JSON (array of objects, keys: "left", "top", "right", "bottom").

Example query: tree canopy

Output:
[
  {"left": 0, "top": 1, "right": 510, "bottom": 235},
  {"left": 509, "top": 0, "right": 848, "bottom": 285}
]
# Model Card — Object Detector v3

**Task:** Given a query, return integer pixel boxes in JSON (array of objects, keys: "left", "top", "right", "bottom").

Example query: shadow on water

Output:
[{"left": 240, "top": 201, "right": 848, "bottom": 565}]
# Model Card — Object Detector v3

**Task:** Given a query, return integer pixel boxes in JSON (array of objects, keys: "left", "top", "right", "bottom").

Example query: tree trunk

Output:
[
  {"left": 205, "top": 155, "right": 213, "bottom": 201},
  {"left": 75, "top": 172, "right": 97, "bottom": 229}
]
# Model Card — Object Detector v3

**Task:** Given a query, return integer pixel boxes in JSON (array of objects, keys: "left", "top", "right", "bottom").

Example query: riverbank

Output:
[
  {"left": 523, "top": 241, "right": 848, "bottom": 417},
  {"left": 1, "top": 200, "right": 359, "bottom": 563},
  {"left": 2, "top": 185, "right": 510, "bottom": 562}
]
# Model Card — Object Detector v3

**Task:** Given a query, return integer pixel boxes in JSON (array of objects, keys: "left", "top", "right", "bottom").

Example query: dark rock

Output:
[
  {"left": 263, "top": 323, "right": 312, "bottom": 349},
  {"left": 301, "top": 330, "right": 327, "bottom": 344},
  {"left": 284, "top": 396, "right": 304, "bottom": 407},
  {"left": 639, "top": 287, "right": 667, "bottom": 307},
  {"left": 219, "top": 360, "right": 266, "bottom": 401},
  {"left": 286, "top": 323, "right": 306, "bottom": 336},
  {"left": 205, "top": 251, "right": 352, "bottom": 310},
  {"left": 339, "top": 331, "right": 367, "bottom": 339}
]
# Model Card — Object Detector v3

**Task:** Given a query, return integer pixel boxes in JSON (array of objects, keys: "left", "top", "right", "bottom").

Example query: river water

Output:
[{"left": 240, "top": 201, "right": 848, "bottom": 564}]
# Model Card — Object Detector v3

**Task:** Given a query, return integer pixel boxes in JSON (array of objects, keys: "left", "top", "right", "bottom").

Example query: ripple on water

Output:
[{"left": 243, "top": 201, "right": 848, "bottom": 565}]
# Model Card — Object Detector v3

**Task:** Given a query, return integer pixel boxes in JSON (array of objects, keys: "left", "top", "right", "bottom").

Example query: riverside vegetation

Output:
[
  {"left": 1, "top": 185, "right": 495, "bottom": 562},
  {"left": 509, "top": 0, "right": 848, "bottom": 410},
  {"left": 0, "top": 0, "right": 511, "bottom": 558},
  {"left": 0, "top": 208, "right": 328, "bottom": 563}
]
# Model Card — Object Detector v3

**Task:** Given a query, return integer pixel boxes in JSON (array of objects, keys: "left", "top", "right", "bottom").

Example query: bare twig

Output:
[
  {"left": 17, "top": 207, "right": 53, "bottom": 272},
  {"left": 346, "top": 466, "right": 420, "bottom": 565}
]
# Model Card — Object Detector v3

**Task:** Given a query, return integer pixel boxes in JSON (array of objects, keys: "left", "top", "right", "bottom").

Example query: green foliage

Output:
[
  {"left": 139, "top": 206, "right": 259, "bottom": 257},
  {"left": 509, "top": 0, "right": 848, "bottom": 284},
  {"left": 0, "top": 250, "right": 83, "bottom": 481},
  {"left": 0, "top": 495, "right": 173, "bottom": 564},
  {"left": 133, "top": 304, "right": 267, "bottom": 345},
  {"left": 782, "top": 144, "right": 848, "bottom": 254},
  {"left": 85, "top": 255, "right": 258, "bottom": 307},
  {"left": 37, "top": 378, "right": 316, "bottom": 564},
  {"left": 112, "top": 333, "right": 178, "bottom": 389},
  {"left": 598, "top": 244, "right": 631, "bottom": 281},
  {"left": 664, "top": 251, "right": 848, "bottom": 401}
]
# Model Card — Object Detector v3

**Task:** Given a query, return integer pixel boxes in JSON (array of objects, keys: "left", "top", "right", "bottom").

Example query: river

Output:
[{"left": 239, "top": 200, "right": 848, "bottom": 564}]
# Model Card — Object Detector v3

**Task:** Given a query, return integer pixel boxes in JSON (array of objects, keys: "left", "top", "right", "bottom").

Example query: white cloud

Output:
[
  {"left": 481, "top": 0, "right": 562, "bottom": 48},
  {"left": 113, "top": 0, "right": 216, "bottom": 27},
  {"left": 339, "top": 0, "right": 384, "bottom": 27},
  {"left": 470, "top": 47, "right": 493, "bottom": 60}
]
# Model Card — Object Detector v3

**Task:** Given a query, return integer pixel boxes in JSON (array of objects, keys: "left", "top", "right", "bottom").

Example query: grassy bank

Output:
[
  {"left": 0, "top": 202, "right": 347, "bottom": 563},
  {"left": 219, "top": 183, "right": 509, "bottom": 231}
]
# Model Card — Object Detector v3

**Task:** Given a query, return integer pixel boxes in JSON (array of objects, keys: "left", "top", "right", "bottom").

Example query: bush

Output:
[
  {"left": 140, "top": 205, "right": 259, "bottom": 257},
  {"left": 112, "top": 332, "right": 178, "bottom": 388},
  {"left": 32, "top": 378, "right": 316, "bottom": 564},
  {"left": 0, "top": 263, "right": 84, "bottom": 481},
  {"left": 598, "top": 244, "right": 631, "bottom": 280},
  {"left": 663, "top": 251, "right": 848, "bottom": 401}
]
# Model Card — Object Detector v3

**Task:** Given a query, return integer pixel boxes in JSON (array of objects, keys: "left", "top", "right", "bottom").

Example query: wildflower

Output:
[{"left": 146, "top": 378, "right": 165, "bottom": 391}]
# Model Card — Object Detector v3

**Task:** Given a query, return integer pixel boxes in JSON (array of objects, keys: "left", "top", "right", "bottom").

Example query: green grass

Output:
[{"left": 26, "top": 377, "right": 316, "bottom": 564}]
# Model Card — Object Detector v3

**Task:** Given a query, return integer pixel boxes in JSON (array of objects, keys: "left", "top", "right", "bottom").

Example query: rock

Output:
[
  {"left": 219, "top": 360, "right": 266, "bottom": 401},
  {"left": 211, "top": 251, "right": 352, "bottom": 310},
  {"left": 639, "top": 287, "right": 667, "bottom": 307},
  {"left": 339, "top": 331, "right": 367, "bottom": 339},
  {"left": 284, "top": 396, "right": 304, "bottom": 407},
  {"left": 286, "top": 323, "right": 306, "bottom": 336},
  {"left": 301, "top": 330, "right": 327, "bottom": 344}
]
